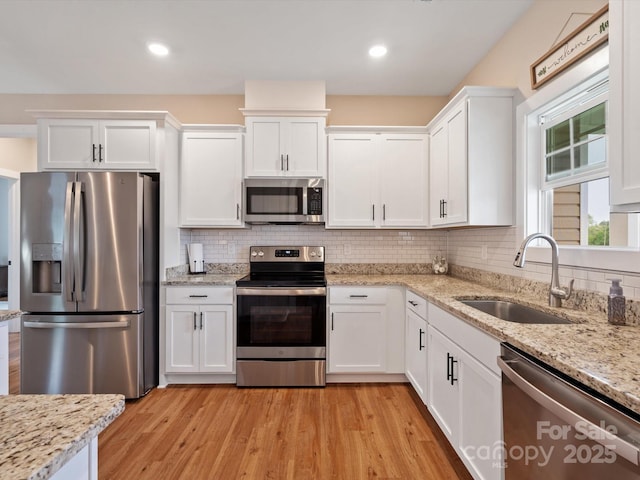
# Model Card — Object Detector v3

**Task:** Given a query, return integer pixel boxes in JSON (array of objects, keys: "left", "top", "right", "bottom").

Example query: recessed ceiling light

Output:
[
  {"left": 148, "top": 43, "right": 170, "bottom": 57},
  {"left": 369, "top": 45, "right": 388, "bottom": 58}
]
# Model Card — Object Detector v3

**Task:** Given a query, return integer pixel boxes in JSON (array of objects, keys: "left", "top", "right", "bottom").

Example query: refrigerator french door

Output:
[{"left": 20, "top": 171, "right": 158, "bottom": 398}]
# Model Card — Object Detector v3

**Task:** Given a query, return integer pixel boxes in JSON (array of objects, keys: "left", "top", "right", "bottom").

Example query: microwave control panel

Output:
[{"left": 307, "top": 188, "right": 323, "bottom": 215}]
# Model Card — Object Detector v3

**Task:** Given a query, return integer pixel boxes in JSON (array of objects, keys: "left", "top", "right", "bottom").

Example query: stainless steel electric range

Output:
[{"left": 235, "top": 246, "right": 326, "bottom": 387}]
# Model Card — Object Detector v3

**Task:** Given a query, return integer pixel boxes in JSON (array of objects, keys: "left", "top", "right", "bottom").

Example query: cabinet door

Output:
[
  {"left": 165, "top": 306, "right": 199, "bottom": 373},
  {"left": 245, "top": 118, "right": 284, "bottom": 176},
  {"left": 445, "top": 104, "right": 468, "bottom": 224},
  {"left": 380, "top": 134, "right": 428, "bottom": 227},
  {"left": 100, "top": 120, "right": 157, "bottom": 170},
  {"left": 38, "top": 119, "right": 100, "bottom": 169},
  {"left": 0, "top": 324, "right": 7, "bottom": 395},
  {"left": 405, "top": 309, "right": 427, "bottom": 403},
  {"left": 328, "top": 305, "right": 386, "bottom": 373},
  {"left": 427, "top": 326, "right": 459, "bottom": 442},
  {"left": 200, "top": 305, "right": 234, "bottom": 373},
  {"left": 327, "top": 134, "right": 377, "bottom": 227},
  {"left": 180, "top": 132, "right": 243, "bottom": 227},
  {"left": 429, "top": 122, "right": 449, "bottom": 226},
  {"left": 286, "top": 117, "right": 325, "bottom": 177},
  {"left": 610, "top": 0, "right": 640, "bottom": 207},
  {"left": 458, "top": 351, "right": 503, "bottom": 480}
]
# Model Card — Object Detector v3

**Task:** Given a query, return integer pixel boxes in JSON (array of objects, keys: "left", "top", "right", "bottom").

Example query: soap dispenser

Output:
[{"left": 608, "top": 279, "right": 626, "bottom": 326}]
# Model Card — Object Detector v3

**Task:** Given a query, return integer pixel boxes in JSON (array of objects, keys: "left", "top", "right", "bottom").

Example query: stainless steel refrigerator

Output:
[{"left": 20, "top": 171, "right": 159, "bottom": 399}]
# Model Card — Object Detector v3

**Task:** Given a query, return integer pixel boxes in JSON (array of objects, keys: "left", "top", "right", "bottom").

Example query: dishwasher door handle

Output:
[{"left": 498, "top": 356, "right": 640, "bottom": 467}]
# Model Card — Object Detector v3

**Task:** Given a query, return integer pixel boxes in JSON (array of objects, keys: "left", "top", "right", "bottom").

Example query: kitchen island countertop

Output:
[
  {"left": 0, "top": 310, "right": 22, "bottom": 323},
  {"left": 0, "top": 394, "right": 124, "bottom": 480}
]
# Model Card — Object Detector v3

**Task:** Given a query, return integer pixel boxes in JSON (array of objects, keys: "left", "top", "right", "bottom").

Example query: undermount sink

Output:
[{"left": 459, "top": 299, "right": 572, "bottom": 325}]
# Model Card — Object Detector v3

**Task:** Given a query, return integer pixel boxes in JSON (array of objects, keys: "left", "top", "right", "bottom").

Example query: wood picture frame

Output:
[{"left": 530, "top": 4, "right": 609, "bottom": 90}]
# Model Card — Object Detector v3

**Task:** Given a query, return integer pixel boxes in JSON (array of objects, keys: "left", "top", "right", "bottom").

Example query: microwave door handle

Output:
[
  {"left": 63, "top": 181, "right": 75, "bottom": 302},
  {"left": 302, "top": 186, "right": 308, "bottom": 215}
]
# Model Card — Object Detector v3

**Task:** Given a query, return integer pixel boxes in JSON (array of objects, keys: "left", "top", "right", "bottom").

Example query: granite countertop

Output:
[
  {"left": 327, "top": 274, "right": 640, "bottom": 414},
  {"left": 0, "top": 394, "right": 124, "bottom": 480},
  {"left": 0, "top": 310, "right": 22, "bottom": 323},
  {"left": 163, "top": 273, "right": 243, "bottom": 286}
]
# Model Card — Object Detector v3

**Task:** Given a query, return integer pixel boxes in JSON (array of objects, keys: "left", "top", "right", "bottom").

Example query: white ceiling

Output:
[{"left": 0, "top": 0, "right": 533, "bottom": 96}]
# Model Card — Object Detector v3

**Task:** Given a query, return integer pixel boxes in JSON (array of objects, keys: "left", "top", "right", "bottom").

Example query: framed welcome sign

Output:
[{"left": 530, "top": 4, "right": 609, "bottom": 90}]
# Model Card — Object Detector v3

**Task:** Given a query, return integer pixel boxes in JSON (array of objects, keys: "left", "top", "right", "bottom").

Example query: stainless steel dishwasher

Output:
[{"left": 498, "top": 343, "right": 640, "bottom": 479}]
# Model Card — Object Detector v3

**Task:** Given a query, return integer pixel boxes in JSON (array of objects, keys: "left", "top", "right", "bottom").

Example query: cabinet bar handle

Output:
[
  {"left": 349, "top": 295, "right": 368, "bottom": 298},
  {"left": 193, "top": 312, "right": 197, "bottom": 330},
  {"left": 189, "top": 294, "right": 208, "bottom": 298},
  {"left": 99, "top": 144, "right": 104, "bottom": 162},
  {"left": 447, "top": 353, "right": 458, "bottom": 385},
  {"left": 331, "top": 312, "right": 334, "bottom": 331},
  {"left": 408, "top": 300, "right": 418, "bottom": 306},
  {"left": 383, "top": 204, "right": 386, "bottom": 221},
  {"left": 280, "top": 154, "right": 284, "bottom": 171},
  {"left": 92, "top": 144, "right": 97, "bottom": 162},
  {"left": 236, "top": 203, "right": 240, "bottom": 220},
  {"left": 286, "top": 154, "right": 289, "bottom": 171},
  {"left": 419, "top": 328, "right": 425, "bottom": 350},
  {"left": 372, "top": 204, "right": 375, "bottom": 221},
  {"left": 442, "top": 200, "right": 447, "bottom": 218},
  {"left": 200, "top": 312, "right": 203, "bottom": 330}
]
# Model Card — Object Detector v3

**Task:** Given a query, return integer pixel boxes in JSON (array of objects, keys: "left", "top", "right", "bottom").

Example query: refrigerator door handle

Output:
[
  {"left": 73, "top": 181, "right": 85, "bottom": 302},
  {"left": 64, "top": 181, "right": 75, "bottom": 302},
  {"left": 23, "top": 320, "right": 130, "bottom": 329}
]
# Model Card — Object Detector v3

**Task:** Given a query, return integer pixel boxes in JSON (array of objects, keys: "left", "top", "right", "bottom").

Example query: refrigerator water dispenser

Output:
[{"left": 31, "top": 243, "right": 62, "bottom": 293}]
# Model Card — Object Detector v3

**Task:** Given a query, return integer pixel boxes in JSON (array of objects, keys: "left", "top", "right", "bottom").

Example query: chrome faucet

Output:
[{"left": 513, "top": 233, "right": 574, "bottom": 307}]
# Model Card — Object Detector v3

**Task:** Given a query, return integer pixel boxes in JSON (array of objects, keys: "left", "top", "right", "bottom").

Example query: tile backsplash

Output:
[
  {"left": 179, "top": 224, "right": 640, "bottom": 301},
  {"left": 180, "top": 225, "right": 447, "bottom": 265}
]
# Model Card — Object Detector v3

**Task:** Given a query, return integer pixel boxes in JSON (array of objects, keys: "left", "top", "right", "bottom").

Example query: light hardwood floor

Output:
[
  {"left": 99, "top": 385, "right": 471, "bottom": 480},
  {"left": 9, "top": 335, "right": 471, "bottom": 479}
]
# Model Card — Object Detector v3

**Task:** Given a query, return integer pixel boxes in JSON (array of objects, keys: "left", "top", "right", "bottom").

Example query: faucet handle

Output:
[{"left": 552, "top": 279, "right": 574, "bottom": 300}]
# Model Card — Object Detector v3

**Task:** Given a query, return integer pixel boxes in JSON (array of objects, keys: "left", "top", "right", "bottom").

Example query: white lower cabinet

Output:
[
  {"left": 427, "top": 303, "right": 503, "bottom": 480},
  {"left": 328, "top": 286, "right": 404, "bottom": 375},
  {"left": 405, "top": 291, "right": 428, "bottom": 403},
  {"left": 0, "top": 323, "right": 8, "bottom": 395},
  {"left": 165, "top": 287, "right": 234, "bottom": 374}
]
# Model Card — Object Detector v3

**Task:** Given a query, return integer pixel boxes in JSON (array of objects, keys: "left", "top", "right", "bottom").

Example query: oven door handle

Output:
[
  {"left": 236, "top": 287, "right": 326, "bottom": 296},
  {"left": 498, "top": 356, "right": 640, "bottom": 467}
]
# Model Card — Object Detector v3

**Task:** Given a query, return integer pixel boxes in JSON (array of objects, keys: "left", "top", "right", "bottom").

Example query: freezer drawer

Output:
[{"left": 21, "top": 314, "right": 145, "bottom": 398}]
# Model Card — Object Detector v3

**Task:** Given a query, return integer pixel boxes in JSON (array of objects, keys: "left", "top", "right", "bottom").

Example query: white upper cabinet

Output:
[
  {"left": 427, "top": 87, "right": 515, "bottom": 227},
  {"left": 180, "top": 127, "right": 244, "bottom": 228},
  {"left": 36, "top": 116, "right": 161, "bottom": 171},
  {"left": 245, "top": 116, "right": 326, "bottom": 177},
  {"left": 610, "top": 0, "right": 640, "bottom": 209},
  {"left": 327, "top": 128, "right": 429, "bottom": 228}
]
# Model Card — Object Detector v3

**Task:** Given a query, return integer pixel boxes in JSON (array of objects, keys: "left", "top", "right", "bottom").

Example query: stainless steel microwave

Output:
[{"left": 244, "top": 178, "right": 324, "bottom": 224}]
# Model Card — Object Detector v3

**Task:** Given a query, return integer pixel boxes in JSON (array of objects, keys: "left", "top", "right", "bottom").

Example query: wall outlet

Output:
[{"left": 481, "top": 245, "right": 488, "bottom": 260}]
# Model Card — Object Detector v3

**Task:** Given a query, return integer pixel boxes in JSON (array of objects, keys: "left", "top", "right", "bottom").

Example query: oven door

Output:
[{"left": 236, "top": 287, "right": 326, "bottom": 359}]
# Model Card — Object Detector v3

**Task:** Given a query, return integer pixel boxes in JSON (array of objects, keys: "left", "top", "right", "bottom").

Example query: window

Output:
[{"left": 538, "top": 84, "right": 639, "bottom": 248}]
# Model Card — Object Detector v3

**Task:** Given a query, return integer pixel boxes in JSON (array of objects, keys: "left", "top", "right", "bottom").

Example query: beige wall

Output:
[
  {"left": 0, "top": 93, "right": 448, "bottom": 127},
  {"left": 0, "top": 138, "right": 37, "bottom": 173},
  {"left": 451, "top": 0, "right": 608, "bottom": 99}
]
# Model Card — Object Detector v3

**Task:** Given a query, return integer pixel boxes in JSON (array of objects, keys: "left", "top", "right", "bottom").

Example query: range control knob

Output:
[
  {"left": 310, "top": 251, "right": 316, "bottom": 257},
  {"left": 251, "top": 251, "right": 257, "bottom": 257},
  {"left": 257, "top": 250, "right": 264, "bottom": 257}
]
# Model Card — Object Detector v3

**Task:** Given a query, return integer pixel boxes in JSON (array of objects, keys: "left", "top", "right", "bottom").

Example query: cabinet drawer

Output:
[
  {"left": 406, "top": 290, "right": 427, "bottom": 318},
  {"left": 166, "top": 287, "right": 233, "bottom": 305},
  {"left": 428, "top": 303, "right": 501, "bottom": 376},
  {"left": 329, "top": 287, "right": 387, "bottom": 305}
]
